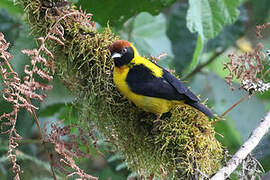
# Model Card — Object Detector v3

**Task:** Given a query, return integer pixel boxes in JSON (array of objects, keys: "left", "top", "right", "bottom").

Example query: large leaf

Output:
[
  {"left": 166, "top": 2, "right": 197, "bottom": 75},
  {"left": 120, "top": 12, "right": 174, "bottom": 69},
  {"left": 77, "top": 0, "right": 176, "bottom": 27},
  {"left": 186, "top": 0, "right": 242, "bottom": 40},
  {"left": 206, "top": 6, "right": 247, "bottom": 51},
  {"left": 169, "top": 0, "right": 244, "bottom": 77},
  {"left": 214, "top": 117, "right": 242, "bottom": 153},
  {"left": 182, "top": 34, "right": 203, "bottom": 77},
  {"left": 40, "top": 79, "right": 74, "bottom": 109}
]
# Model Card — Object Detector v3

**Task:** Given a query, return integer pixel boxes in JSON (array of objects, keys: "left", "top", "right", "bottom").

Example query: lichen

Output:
[{"left": 19, "top": 0, "right": 224, "bottom": 178}]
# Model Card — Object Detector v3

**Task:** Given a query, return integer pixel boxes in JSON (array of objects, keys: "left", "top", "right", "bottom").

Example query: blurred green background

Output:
[{"left": 0, "top": 0, "right": 270, "bottom": 179}]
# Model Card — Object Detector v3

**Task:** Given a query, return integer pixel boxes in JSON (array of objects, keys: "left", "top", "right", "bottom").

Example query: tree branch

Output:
[
  {"left": 211, "top": 111, "right": 270, "bottom": 180},
  {"left": 183, "top": 48, "right": 226, "bottom": 80}
]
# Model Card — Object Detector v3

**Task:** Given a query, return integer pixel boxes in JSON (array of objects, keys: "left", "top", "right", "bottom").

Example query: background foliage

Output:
[{"left": 0, "top": 0, "right": 270, "bottom": 179}]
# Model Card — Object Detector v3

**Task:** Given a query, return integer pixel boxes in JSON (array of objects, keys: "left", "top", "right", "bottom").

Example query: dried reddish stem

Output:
[
  {"left": 256, "top": 23, "right": 270, "bottom": 38},
  {"left": 0, "top": 4, "right": 99, "bottom": 180},
  {"left": 1, "top": 34, "right": 23, "bottom": 178},
  {"left": 45, "top": 122, "right": 98, "bottom": 180},
  {"left": 224, "top": 23, "right": 270, "bottom": 92},
  {"left": 1, "top": 53, "right": 57, "bottom": 179},
  {"left": 221, "top": 23, "right": 270, "bottom": 120},
  {"left": 26, "top": 96, "right": 57, "bottom": 180},
  {"left": 0, "top": 22, "right": 57, "bottom": 178},
  {"left": 220, "top": 94, "right": 250, "bottom": 119}
]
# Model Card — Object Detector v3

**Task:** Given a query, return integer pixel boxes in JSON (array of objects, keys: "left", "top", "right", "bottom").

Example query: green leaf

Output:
[
  {"left": 115, "top": 162, "right": 127, "bottom": 171},
  {"left": 0, "top": 0, "right": 23, "bottom": 15},
  {"left": 261, "top": 155, "right": 270, "bottom": 173},
  {"left": 263, "top": 100, "right": 270, "bottom": 111},
  {"left": 206, "top": 7, "right": 247, "bottom": 51},
  {"left": 215, "top": 117, "right": 242, "bottom": 153},
  {"left": 108, "top": 153, "right": 124, "bottom": 163},
  {"left": 77, "top": 0, "right": 176, "bottom": 27},
  {"left": 40, "top": 79, "right": 74, "bottom": 109},
  {"left": 38, "top": 78, "right": 74, "bottom": 122},
  {"left": 39, "top": 103, "right": 66, "bottom": 117},
  {"left": 58, "top": 104, "right": 78, "bottom": 125},
  {"left": 208, "top": 53, "right": 230, "bottom": 79},
  {"left": 95, "top": 167, "right": 126, "bottom": 180},
  {"left": 186, "top": 0, "right": 242, "bottom": 40},
  {"left": 183, "top": 34, "right": 203, "bottom": 77},
  {"left": 166, "top": 2, "right": 197, "bottom": 75},
  {"left": 121, "top": 12, "right": 174, "bottom": 69}
]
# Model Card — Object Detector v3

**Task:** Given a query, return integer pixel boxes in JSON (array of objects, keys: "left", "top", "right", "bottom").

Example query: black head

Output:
[{"left": 109, "top": 40, "right": 134, "bottom": 67}]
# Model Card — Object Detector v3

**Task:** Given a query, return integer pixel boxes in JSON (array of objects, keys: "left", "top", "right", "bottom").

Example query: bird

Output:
[{"left": 109, "top": 40, "right": 213, "bottom": 118}]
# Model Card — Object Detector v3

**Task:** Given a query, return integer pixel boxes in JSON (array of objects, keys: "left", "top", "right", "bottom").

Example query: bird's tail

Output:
[{"left": 185, "top": 101, "right": 214, "bottom": 118}]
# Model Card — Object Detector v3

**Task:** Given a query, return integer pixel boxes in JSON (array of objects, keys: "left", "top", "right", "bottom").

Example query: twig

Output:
[
  {"left": 26, "top": 97, "right": 57, "bottom": 180},
  {"left": 213, "top": 94, "right": 250, "bottom": 125},
  {"left": 184, "top": 48, "right": 226, "bottom": 80},
  {"left": 211, "top": 111, "right": 270, "bottom": 180},
  {"left": 219, "top": 94, "right": 250, "bottom": 119}
]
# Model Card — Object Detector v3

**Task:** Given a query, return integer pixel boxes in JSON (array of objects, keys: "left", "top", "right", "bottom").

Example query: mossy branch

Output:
[{"left": 17, "top": 0, "right": 224, "bottom": 179}]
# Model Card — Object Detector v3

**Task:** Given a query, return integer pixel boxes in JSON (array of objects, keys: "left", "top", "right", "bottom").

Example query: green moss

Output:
[
  {"left": 19, "top": 0, "right": 224, "bottom": 178},
  {"left": 155, "top": 105, "right": 223, "bottom": 178}
]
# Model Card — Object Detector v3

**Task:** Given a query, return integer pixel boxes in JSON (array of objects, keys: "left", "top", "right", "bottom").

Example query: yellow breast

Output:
[{"left": 113, "top": 65, "right": 172, "bottom": 115}]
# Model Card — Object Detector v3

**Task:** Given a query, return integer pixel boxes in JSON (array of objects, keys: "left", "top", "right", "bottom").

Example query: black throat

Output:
[{"left": 114, "top": 47, "right": 134, "bottom": 67}]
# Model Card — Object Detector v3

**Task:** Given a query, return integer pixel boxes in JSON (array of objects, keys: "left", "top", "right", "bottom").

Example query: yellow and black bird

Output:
[{"left": 109, "top": 40, "right": 213, "bottom": 118}]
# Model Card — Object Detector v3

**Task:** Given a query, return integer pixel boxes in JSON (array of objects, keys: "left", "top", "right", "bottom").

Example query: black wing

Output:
[
  {"left": 126, "top": 64, "right": 199, "bottom": 102},
  {"left": 161, "top": 68, "right": 200, "bottom": 102}
]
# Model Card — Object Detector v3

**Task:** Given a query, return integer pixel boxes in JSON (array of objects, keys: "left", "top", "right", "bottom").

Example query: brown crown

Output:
[{"left": 109, "top": 40, "right": 131, "bottom": 53}]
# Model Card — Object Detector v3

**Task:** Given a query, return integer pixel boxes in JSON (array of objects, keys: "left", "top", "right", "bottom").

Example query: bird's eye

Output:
[{"left": 121, "top": 48, "right": 127, "bottom": 54}]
